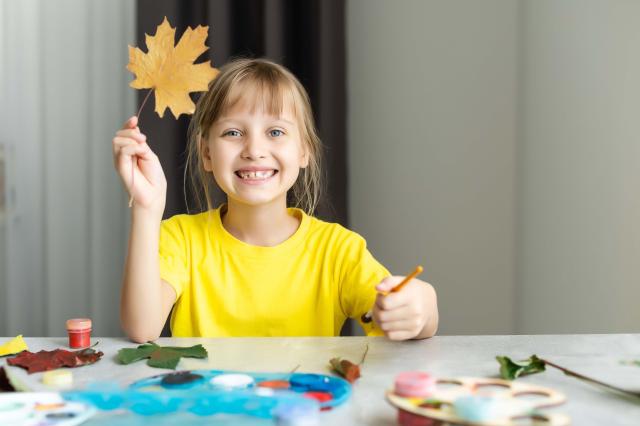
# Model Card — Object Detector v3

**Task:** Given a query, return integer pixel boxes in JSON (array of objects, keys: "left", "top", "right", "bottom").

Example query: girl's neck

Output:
[{"left": 221, "top": 198, "right": 300, "bottom": 247}]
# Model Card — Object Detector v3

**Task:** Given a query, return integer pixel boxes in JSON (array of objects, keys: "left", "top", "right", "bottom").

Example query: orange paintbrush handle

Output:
[
  {"left": 385, "top": 265, "right": 424, "bottom": 295},
  {"left": 361, "top": 265, "right": 424, "bottom": 323}
]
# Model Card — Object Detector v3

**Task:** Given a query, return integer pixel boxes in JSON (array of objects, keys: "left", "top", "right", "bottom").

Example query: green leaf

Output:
[
  {"left": 117, "top": 343, "right": 207, "bottom": 369},
  {"left": 496, "top": 354, "right": 546, "bottom": 380},
  {"left": 117, "top": 343, "right": 159, "bottom": 364}
]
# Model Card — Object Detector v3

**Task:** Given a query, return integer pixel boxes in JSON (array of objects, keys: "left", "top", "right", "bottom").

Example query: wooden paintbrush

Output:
[{"left": 361, "top": 265, "right": 424, "bottom": 324}]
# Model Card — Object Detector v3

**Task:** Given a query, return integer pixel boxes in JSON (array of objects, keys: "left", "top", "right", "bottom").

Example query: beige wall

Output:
[
  {"left": 517, "top": 0, "right": 640, "bottom": 333},
  {"left": 347, "top": 0, "right": 519, "bottom": 334},
  {"left": 348, "top": 0, "right": 640, "bottom": 334}
]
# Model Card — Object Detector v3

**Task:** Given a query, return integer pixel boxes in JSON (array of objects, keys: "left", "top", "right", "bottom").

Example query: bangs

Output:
[{"left": 222, "top": 72, "right": 298, "bottom": 119}]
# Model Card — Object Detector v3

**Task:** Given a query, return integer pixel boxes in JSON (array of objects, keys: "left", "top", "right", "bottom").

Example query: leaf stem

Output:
[
  {"left": 128, "top": 88, "right": 154, "bottom": 207},
  {"left": 540, "top": 358, "right": 640, "bottom": 399},
  {"left": 359, "top": 343, "right": 369, "bottom": 365},
  {"left": 137, "top": 88, "right": 154, "bottom": 119}
]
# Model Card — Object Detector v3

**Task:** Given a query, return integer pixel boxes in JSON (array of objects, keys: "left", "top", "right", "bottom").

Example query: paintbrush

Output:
[{"left": 361, "top": 265, "right": 424, "bottom": 324}]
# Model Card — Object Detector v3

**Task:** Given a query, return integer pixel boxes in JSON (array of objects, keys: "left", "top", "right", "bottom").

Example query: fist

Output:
[{"left": 372, "top": 277, "right": 431, "bottom": 341}]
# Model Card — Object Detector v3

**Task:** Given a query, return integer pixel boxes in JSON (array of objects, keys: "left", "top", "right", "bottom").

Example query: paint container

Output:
[
  {"left": 210, "top": 373, "right": 255, "bottom": 390},
  {"left": 66, "top": 318, "right": 92, "bottom": 349},
  {"left": 453, "top": 395, "right": 501, "bottom": 422},
  {"left": 394, "top": 372, "right": 437, "bottom": 426},
  {"left": 42, "top": 370, "right": 73, "bottom": 388},
  {"left": 273, "top": 402, "right": 320, "bottom": 426},
  {"left": 394, "top": 372, "right": 436, "bottom": 398}
]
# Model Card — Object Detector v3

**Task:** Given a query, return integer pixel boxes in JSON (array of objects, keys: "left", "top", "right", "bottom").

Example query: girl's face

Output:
[{"left": 202, "top": 97, "right": 309, "bottom": 209}]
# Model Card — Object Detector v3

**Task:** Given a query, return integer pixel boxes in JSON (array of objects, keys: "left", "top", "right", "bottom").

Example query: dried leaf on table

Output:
[
  {"left": 329, "top": 358, "right": 361, "bottom": 383},
  {"left": 496, "top": 355, "right": 546, "bottom": 380},
  {"left": 6, "top": 348, "right": 103, "bottom": 374},
  {"left": 0, "top": 367, "right": 17, "bottom": 391},
  {"left": 127, "top": 16, "right": 219, "bottom": 119},
  {"left": 0, "top": 335, "right": 28, "bottom": 357},
  {"left": 117, "top": 342, "right": 207, "bottom": 370}
]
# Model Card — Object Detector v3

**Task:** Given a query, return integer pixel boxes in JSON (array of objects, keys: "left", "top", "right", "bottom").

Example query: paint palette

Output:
[
  {"left": 63, "top": 369, "right": 351, "bottom": 420},
  {"left": 386, "top": 376, "right": 570, "bottom": 426},
  {"left": 0, "top": 392, "right": 96, "bottom": 426}
]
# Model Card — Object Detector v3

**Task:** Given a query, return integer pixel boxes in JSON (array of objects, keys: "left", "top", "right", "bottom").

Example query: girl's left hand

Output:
[{"left": 372, "top": 277, "right": 432, "bottom": 340}]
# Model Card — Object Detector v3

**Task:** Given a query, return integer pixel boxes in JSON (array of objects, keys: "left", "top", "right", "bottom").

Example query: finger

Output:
[
  {"left": 376, "top": 276, "right": 402, "bottom": 293},
  {"left": 116, "top": 129, "right": 147, "bottom": 143},
  {"left": 112, "top": 137, "right": 136, "bottom": 157},
  {"left": 373, "top": 305, "right": 413, "bottom": 323},
  {"left": 375, "top": 291, "right": 408, "bottom": 311},
  {"left": 386, "top": 330, "right": 416, "bottom": 341},
  {"left": 378, "top": 318, "right": 422, "bottom": 333},
  {"left": 122, "top": 115, "right": 138, "bottom": 130},
  {"left": 118, "top": 143, "right": 152, "bottom": 164}
]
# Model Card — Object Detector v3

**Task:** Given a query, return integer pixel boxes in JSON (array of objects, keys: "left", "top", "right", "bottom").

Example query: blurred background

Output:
[{"left": 1, "top": 0, "right": 639, "bottom": 337}]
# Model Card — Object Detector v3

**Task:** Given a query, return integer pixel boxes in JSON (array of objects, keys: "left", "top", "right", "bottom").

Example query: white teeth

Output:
[{"left": 237, "top": 170, "right": 275, "bottom": 179}]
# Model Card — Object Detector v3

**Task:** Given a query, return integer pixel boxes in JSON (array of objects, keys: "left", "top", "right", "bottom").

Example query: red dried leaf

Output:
[
  {"left": 341, "top": 359, "right": 361, "bottom": 383},
  {"left": 7, "top": 348, "right": 103, "bottom": 374},
  {"left": 329, "top": 358, "right": 361, "bottom": 383}
]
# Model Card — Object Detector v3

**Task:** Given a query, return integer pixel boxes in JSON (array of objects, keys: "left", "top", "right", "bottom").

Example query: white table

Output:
[{"left": 1, "top": 335, "right": 639, "bottom": 425}]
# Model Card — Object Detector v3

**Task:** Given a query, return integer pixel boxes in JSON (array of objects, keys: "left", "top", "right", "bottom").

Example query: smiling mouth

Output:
[{"left": 234, "top": 170, "right": 278, "bottom": 180}]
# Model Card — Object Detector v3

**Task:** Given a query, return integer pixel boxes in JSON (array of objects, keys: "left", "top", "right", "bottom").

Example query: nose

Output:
[{"left": 241, "top": 132, "right": 267, "bottom": 160}]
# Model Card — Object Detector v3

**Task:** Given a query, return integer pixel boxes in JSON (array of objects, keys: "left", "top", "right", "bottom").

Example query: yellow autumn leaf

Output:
[
  {"left": 0, "top": 335, "right": 28, "bottom": 357},
  {"left": 127, "top": 17, "right": 219, "bottom": 119}
]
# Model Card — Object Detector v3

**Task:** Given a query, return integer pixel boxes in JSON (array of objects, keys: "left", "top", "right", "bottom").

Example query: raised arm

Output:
[{"left": 112, "top": 116, "right": 176, "bottom": 342}]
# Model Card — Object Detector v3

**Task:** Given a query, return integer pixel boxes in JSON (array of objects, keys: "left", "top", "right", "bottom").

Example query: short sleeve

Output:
[
  {"left": 159, "top": 216, "right": 189, "bottom": 299},
  {"left": 338, "top": 233, "right": 390, "bottom": 336}
]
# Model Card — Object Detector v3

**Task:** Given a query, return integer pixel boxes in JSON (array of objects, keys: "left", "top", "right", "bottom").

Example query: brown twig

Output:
[
  {"left": 359, "top": 343, "right": 369, "bottom": 366},
  {"left": 540, "top": 358, "right": 640, "bottom": 400},
  {"left": 128, "top": 88, "right": 154, "bottom": 207}
]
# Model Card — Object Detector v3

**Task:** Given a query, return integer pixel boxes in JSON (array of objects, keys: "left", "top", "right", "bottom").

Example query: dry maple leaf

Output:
[
  {"left": 127, "top": 16, "right": 219, "bottom": 119},
  {"left": 7, "top": 348, "right": 104, "bottom": 374}
]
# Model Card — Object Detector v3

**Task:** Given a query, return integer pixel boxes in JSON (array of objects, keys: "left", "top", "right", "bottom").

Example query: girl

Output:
[{"left": 112, "top": 58, "right": 438, "bottom": 342}]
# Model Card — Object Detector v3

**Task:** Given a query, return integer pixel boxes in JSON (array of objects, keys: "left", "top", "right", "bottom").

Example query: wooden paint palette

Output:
[{"left": 386, "top": 377, "right": 570, "bottom": 426}]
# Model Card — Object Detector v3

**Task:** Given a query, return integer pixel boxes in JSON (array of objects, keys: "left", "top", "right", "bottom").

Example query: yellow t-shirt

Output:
[{"left": 159, "top": 206, "right": 389, "bottom": 337}]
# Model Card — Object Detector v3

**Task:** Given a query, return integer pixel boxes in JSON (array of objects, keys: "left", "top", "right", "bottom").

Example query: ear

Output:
[{"left": 200, "top": 136, "right": 213, "bottom": 172}]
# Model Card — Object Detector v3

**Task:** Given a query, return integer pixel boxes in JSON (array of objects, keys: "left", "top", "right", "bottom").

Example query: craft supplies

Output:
[
  {"left": 258, "top": 380, "right": 290, "bottom": 389},
  {"left": 161, "top": 371, "right": 205, "bottom": 388},
  {"left": 329, "top": 344, "right": 369, "bottom": 383},
  {"left": 7, "top": 348, "right": 103, "bottom": 374},
  {"left": 453, "top": 394, "right": 501, "bottom": 422},
  {"left": 386, "top": 375, "right": 570, "bottom": 426},
  {"left": 0, "top": 392, "right": 96, "bottom": 426},
  {"left": 117, "top": 342, "right": 207, "bottom": 369},
  {"left": 42, "top": 370, "right": 73, "bottom": 388},
  {"left": 362, "top": 265, "right": 424, "bottom": 323},
  {"left": 210, "top": 373, "right": 254, "bottom": 389},
  {"left": 65, "top": 319, "right": 92, "bottom": 349},
  {"left": 394, "top": 372, "right": 436, "bottom": 398},
  {"left": 273, "top": 402, "right": 320, "bottom": 426},
  {"left": 63, "top": 369, "right": 350, "bottom": 417},
  {"left": 394, "top": 372, "right": 437, "bottom": 426},
  {"left": 0, "top": 335, "right": 29, "bottom": 357}
]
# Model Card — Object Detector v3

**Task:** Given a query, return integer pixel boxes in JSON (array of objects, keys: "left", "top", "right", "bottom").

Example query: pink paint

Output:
[
  {"left": 394, "top": 371, "right": 436, "bottom": 398},
  {"left": 66, "top": 318, "right": 92, "bottom": 349}
]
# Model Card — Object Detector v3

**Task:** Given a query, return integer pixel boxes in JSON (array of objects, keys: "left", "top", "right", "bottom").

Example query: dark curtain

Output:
[
  {"left": 135, "top": 0, "right": 354, "bottom": 335},
  {"left": 135, "top": 0, "right": 347, "bottom": 223}
]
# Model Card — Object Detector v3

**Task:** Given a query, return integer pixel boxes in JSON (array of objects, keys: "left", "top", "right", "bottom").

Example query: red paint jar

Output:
[
  {"left": 394, "top": 372, "right": 437, "bottom": 426},
  {"left": 66, "top": 318, "right": 92, "bottom": 349}
]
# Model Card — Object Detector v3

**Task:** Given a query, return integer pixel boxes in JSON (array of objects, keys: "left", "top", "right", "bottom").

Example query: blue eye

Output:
[
  {"left": 223, "top": 129, "right": 241, "bottom": 137},
  {"left": 269, "top": 129, "right": 284, "bottom": 137}
]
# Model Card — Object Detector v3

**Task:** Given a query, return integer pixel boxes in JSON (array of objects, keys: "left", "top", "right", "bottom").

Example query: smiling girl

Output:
[{"left": 112, "top": 58, "right": 438, "bottom": 342}]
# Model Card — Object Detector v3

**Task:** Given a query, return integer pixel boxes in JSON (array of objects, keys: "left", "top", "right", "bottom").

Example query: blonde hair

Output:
[{"left": 185, "top": 58, "right": 324, "bottom": 215}]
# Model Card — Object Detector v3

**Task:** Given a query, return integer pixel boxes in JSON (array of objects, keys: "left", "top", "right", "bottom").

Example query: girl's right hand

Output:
[{"left": 112, "top": 116, "right": 167, "bottom": 214}]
